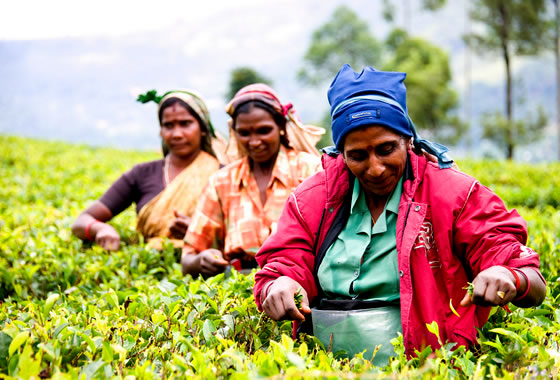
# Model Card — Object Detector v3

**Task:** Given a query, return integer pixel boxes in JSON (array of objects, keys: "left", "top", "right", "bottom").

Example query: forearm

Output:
[
  {"left": 72, "top": 201, "right": 114, "bottom": 241},
  {"left": 512, "top": 267, "right": 546, "bottom": 308},
  {"left": 72, "top": 213, "right": 105, "bottom": 241}
]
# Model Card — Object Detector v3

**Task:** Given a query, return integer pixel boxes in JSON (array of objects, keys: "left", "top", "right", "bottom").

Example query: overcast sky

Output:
[{"left": 0, "top": 0, "right": 516, "bottom": 84}]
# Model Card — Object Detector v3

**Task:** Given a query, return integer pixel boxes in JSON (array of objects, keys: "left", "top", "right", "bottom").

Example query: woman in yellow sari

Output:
[{"left": 72, "top": 90, "right": 223, "bottom": 250}]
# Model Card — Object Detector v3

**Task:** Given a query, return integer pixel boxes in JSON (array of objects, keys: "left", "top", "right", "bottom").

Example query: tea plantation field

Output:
[{"left": 1, "top": 135, "right": 559, "bottom": 379}]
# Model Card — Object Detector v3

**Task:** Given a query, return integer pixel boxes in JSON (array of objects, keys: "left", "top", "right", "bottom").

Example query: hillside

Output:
[{"left": 0, "top": 135, "right": 559, "bottom": 378}]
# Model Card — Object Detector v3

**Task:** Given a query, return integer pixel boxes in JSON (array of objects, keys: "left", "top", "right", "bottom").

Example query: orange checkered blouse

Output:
[{"left": 182, "top": 146, "right": 321, "bottom": 261}]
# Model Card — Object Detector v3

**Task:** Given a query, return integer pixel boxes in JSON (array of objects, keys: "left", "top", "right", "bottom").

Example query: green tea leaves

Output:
[
  {"left": 8, "top": 331, "right": 29, "bottom": 357},
  {"left": 0, "top": 136, "right": 558, "bottom": 377}
]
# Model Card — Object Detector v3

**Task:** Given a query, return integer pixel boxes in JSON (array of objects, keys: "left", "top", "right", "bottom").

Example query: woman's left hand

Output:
[
  {"left": 169, "top": 209, "right": 191, "bottom": 239},
  {"left": 460, "top": 265, "right": 517, "bottom": 307}
]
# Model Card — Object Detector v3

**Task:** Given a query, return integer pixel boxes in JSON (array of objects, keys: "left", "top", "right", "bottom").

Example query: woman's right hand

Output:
[
  {"left": 198, "top": 249, "right": 229, "bottom": 275},
  {"left": 94, "top": 223, "right": 120, "bottom": 251},
  {"left": 262, "top": 276, "right": 311, "bottom": 321}
]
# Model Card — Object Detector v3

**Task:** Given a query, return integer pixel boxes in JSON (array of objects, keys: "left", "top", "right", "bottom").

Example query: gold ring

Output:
[{"left": 497, "top": 290, "right": 505, "bottom": 299}]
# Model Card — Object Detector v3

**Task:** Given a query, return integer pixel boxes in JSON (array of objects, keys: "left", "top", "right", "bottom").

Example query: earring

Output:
[{"left": 280, "top": 130, "right": 285, "bottom": 136}]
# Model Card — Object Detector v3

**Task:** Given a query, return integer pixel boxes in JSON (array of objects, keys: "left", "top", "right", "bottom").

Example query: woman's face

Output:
[
  {"left": 234, "top": 107, "right": 282, "bottom": 165},
  {"left": 160, "top": 103, "right": 202, "bottom": 159},
  {"left": 343, "top": 125, "right": 409, "bottom": 197}
]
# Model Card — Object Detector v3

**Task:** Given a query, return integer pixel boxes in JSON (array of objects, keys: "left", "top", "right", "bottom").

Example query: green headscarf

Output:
[{"left": 137, "top": 89, "right": 216, "bottom": 137}]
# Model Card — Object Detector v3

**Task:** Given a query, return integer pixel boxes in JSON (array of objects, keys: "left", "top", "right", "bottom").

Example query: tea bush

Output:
[{"left": 0, "top": 135, "right": 559, "bottom": 379}]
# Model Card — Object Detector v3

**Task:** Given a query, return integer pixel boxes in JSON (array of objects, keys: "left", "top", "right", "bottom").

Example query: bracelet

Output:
[
  {"left": 85, "top": 219, "right": 101, "bottom": 241},
  {"left": 498, "top": 265, "right": 520, "bottom": 292},
  {"left": 513, "top": 269, "right": 531, "bottom": 301}
]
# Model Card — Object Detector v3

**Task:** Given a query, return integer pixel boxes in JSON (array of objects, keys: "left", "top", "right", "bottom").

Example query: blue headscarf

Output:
[{"left": 328, "top": 64, "right": 453, "bottom": 169}]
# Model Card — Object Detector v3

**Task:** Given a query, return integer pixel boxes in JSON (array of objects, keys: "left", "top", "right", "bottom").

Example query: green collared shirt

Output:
[{"left": 317, "top": 176, "right": 403, "bottom": 301}]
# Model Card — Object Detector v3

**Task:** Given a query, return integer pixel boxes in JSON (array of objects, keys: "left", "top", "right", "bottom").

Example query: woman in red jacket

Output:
[{"left": 254, "top": 65, "right": 546, "bottom": 364}]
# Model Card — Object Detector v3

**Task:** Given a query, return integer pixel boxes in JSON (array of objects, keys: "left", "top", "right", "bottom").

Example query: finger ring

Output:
[{"left": 497, "top": 290, "right": 505, "bottom": 299}]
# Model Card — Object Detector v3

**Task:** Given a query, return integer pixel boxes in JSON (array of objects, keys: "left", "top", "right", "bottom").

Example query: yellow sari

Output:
[{"left": 136, "top": 150, "right": 219, "bottom": 249}]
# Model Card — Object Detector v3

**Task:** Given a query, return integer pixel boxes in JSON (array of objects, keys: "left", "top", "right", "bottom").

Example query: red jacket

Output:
[{"left": 254, "top": 151, "right": 542, "bottom": 356}]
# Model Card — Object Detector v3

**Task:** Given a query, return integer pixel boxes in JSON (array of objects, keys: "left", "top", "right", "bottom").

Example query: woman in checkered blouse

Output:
[{"left": 181, "top": 84, "right": 322, "bottom": 277}]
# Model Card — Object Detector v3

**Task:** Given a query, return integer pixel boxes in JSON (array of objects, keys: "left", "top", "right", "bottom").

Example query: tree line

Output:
[{"left": 228, "top": 0, "right": 558, "bottom": 160}]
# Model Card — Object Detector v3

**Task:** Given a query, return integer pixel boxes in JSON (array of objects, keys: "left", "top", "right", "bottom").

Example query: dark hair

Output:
[
  {"left": 158, "top": 97, "right": 216, "bottom": 157},
  {"left": 231, "top": 100, "right": 291, "bottom": 149}
]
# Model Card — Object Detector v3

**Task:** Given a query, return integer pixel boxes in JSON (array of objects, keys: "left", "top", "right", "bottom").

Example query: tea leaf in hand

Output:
[
  {"left": 294, "top": 289, "right": 303, "bottom": 310},
  {"left": 463, "top": 282, "right": 474, "bottom": 297}
]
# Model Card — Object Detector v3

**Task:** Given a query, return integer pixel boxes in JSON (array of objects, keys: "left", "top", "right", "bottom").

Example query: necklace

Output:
[
  {"left": 163, "top": 155, "right": 170, "bottom": 187},
  {"left": 367, "top": 194, "right": 390, "bottom": 226}
]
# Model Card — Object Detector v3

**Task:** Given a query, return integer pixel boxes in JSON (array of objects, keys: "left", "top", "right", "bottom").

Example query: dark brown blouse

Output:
[{"left": 99, "top": 159, "right": 164, "bottom": 215}]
